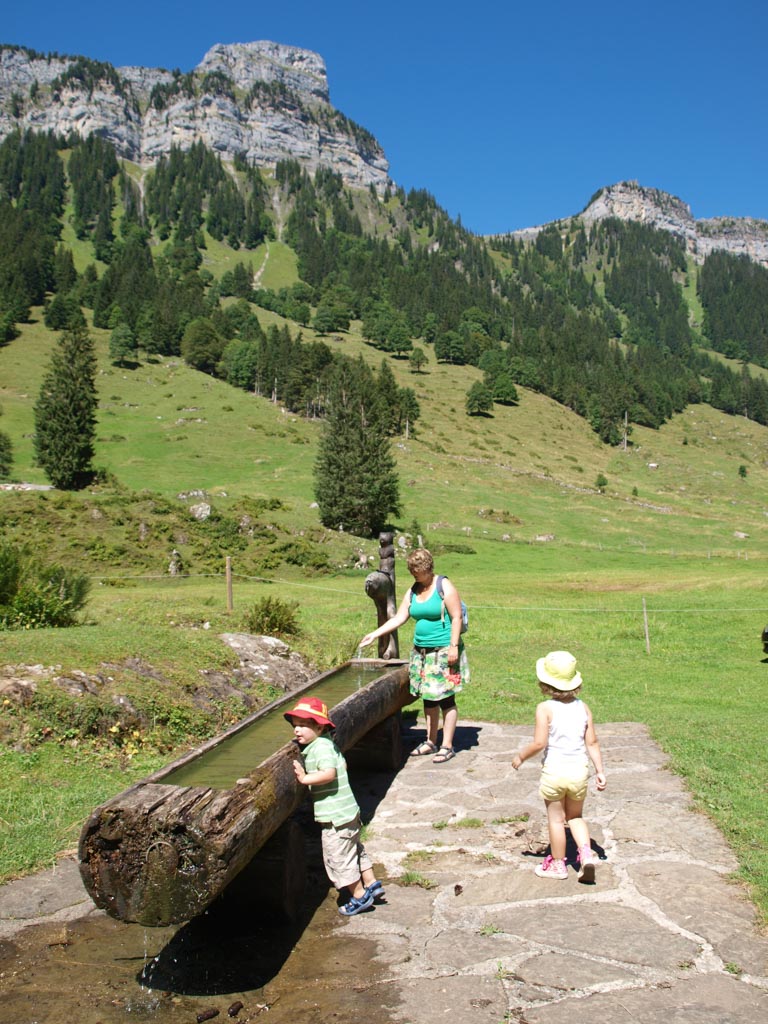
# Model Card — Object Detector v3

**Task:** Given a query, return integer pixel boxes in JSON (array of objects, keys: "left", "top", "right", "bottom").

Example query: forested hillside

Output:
[
  {"left": 2, "top": 114, "right": 768, "bottom": 927},
  {"left": 2, "top": 126, "right": 768, "bottom": 498}
]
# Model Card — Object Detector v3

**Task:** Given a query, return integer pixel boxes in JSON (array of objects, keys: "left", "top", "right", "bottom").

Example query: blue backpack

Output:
[{"left": 436, "top": 574, "right": 469, "bottom": 634}]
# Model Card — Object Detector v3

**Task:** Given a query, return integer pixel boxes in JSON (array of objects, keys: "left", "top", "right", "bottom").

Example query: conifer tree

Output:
[
  {"left": 33, "top": 325, "right": 97, "bottom": 489},
  {"left": 109, "top": 322, "right": 137, "bottom": 366},
  {"left": 0, "top": 405, "right": 12, "bottom": 480},
  {"left": 0, "top": 431, "right": 11, "bottom": 479},
  {"left": 376, "top": 358, "right": 399, "bottom": 434},
  {"left": 314, "top": 357, "right": 401, "bottom": 537}
]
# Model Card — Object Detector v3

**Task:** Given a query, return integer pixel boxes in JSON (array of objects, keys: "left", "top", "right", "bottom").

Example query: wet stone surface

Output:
[{"left": 1, "top": 719, "right": 767, "bottom": 1023}]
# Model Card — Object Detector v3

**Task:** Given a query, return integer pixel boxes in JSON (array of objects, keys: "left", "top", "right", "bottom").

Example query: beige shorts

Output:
[
  {"left": 320, "top": 815, "right": 372, "bottom": 890},
  {"left": 539, "top": 765, "right": 589, "bottom": 802}
]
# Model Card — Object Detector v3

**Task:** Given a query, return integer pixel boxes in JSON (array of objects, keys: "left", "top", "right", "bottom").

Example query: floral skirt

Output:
[{"left": 409, "top": 645, "right": 469, "bottom": 702}]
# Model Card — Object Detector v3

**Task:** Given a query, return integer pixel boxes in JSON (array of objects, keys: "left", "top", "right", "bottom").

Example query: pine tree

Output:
[
  {"left": 0, "top": 431, "right": 11, "bottom": 479},
  {"left": 376, "top": 358, "right": 399, "bottom": 434},
  {"left": 0, "top": 405, "right": 12, "bottom": 479},
  {"left": 109, "top": 323, "right": 137, "bottom": 366},
  {"left": 33, "top": 325, "right": 97, "bottom": 489},
  {"left": 314, "top": 357, "right": 401, "bottom": 537}
]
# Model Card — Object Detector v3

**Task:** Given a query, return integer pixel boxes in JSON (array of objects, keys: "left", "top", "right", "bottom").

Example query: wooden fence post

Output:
[
  {"left": 226, "top": 556, "right": 233, "bottom": 612},
  {"left": 642, "top": 597, "right": 651, "bottom": 655}
]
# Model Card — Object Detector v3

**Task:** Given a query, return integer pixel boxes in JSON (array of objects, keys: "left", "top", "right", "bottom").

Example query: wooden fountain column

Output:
[{"left": 364, "top": 531, "right": 399, "bottom": 660}]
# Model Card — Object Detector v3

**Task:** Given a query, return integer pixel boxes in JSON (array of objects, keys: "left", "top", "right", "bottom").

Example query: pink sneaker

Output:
[
  {"left": 577, "top": 844, "right": 597, "bottom": 883},
  {"left": 535, "top": 855, "right": 567, "bottom": 879}
]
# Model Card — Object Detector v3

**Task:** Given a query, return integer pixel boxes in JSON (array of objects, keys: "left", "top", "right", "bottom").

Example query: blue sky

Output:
[{"left": 5, "top": 0, "right": 766, "bottom": 235}]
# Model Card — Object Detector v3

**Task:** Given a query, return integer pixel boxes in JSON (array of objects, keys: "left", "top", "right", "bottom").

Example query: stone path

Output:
[
  {"left": 1, "top": 720, "right": 766, "bottom": 1023},
  {"left": 340, "top": 719, "right": 768, "bottom": 1023}
]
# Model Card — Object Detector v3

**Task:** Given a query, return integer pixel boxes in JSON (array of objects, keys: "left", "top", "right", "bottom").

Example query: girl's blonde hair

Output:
[
  {"left": 407, "top": 548, "right": 434, "bottom": 574},
  {"left": 538, "top": 680, "right": 582, "bottom": 700}
]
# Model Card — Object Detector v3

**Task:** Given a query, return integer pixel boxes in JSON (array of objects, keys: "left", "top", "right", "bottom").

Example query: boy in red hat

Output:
[{"left": 284, "top": 696, "right": 384, "bottom": 916}]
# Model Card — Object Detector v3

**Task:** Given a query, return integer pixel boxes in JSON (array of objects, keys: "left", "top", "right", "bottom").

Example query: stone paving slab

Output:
[{"left": 0, "top": 857, "right": 96, "bottom": 939}]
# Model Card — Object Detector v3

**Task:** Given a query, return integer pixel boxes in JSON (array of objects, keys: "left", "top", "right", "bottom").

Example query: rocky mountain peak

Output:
[
  {"left": 582, "top": 181, "right": 768, "bottom": 268},
  {"left": 198, "top": 41, "right": 330, "bottom": 102},
  {"left": 511, "top": 180, "right": 768, "bottom": 269},
  {"left": 0, "top": 41, "right": 388, "bottom": 191}
]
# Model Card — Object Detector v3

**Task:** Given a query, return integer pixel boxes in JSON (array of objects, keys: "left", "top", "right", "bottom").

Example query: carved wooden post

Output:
[{"left": 364, "top": 530, "right": 399, "bottom": 659}]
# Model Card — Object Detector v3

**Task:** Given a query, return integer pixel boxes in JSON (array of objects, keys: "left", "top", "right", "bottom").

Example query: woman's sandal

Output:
[
  {"left": 432, "top": 747, "right": 455, "bottom": 763},
  {"left": 409, "top": 740, "right": 437, "bottom": 757}
]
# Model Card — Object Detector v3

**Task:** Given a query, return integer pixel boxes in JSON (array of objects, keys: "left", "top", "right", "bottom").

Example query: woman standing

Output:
[{"left": 360, "top": 548, "right": 469, "bottom": 763}]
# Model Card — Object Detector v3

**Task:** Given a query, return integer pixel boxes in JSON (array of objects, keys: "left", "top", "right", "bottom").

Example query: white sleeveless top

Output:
[{"left": 543, "top": 699, "right": 589, "bottom": 770}]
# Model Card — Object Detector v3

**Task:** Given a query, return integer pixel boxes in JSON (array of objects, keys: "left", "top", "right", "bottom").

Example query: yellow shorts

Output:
[{"left": 539, "top": 765, "right": 589, "bottom": 802}]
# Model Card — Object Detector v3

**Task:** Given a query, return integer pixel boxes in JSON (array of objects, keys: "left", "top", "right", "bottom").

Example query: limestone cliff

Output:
[
  {"left": 510, "top": 181, "right": 768, "bottom": 268},
  {"left": 0, "top": 41, "right": 389, "bottom": 192}
]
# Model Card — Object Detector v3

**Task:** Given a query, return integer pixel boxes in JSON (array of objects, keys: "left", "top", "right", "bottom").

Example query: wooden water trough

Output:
[{"left": 78, "top": 660, "right": 411, "bottom": 927}]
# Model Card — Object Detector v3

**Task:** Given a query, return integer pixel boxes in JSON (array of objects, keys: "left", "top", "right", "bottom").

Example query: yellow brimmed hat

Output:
[
  {"left": 536, "top": 651, "right": 582, "bottom": 691},
  {"left": 283, "top": 696, "right": 335, "bottom": 728}
]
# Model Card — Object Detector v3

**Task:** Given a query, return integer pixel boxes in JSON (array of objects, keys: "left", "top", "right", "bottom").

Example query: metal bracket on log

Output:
[
  {"left": 364, "top": 530, "right": 399, "bottom": 659},
  {"left": 78, "top": 662, "right": 411, "bottom": 927}
]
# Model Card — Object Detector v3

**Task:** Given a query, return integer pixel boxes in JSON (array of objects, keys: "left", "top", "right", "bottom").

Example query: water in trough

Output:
[{"left": 162, "top": 660, "right": 387, "bottom": 789}]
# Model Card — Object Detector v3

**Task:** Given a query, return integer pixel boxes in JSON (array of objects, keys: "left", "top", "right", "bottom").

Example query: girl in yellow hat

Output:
[{"left": 512, "top": 651, "right": 606, "bottom": 881}]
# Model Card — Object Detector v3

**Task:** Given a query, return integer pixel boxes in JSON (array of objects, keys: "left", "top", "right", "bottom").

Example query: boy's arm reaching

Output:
[{"left": 293, "top": 761, "right": 337, "bottom": 786}]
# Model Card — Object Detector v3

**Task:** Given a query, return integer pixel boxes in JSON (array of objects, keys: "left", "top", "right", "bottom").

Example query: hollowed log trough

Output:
[{"left": 78, "top": 661, "right": 411, "bottom": 927}]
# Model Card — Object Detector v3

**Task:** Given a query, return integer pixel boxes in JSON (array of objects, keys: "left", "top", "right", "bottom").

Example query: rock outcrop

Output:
[
  {"left": 510, "top": 181, "right": 768, "bottom": 268},
  {"left": 0, "top": 41, "right": 389, "bottom": 192}
]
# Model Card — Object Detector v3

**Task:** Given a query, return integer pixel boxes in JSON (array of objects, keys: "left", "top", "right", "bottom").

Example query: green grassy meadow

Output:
[{"left": 1, "top": 310, "right": 768, "bottom": 921}]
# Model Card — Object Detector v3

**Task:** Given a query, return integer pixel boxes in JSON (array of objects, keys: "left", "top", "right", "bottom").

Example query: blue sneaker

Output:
[{"left": 339, "top": 890, "right": 375, "bottom": 916}]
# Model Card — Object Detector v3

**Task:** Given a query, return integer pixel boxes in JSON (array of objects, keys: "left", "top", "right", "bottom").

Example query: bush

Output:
[
  {"left": 9, "top": 685, "right": 218, "bottom": 752},
  {"left": 242, "top": 596, "right": 301, "bottom": 637},
  {"left": 0, "top": 543, "right": 91, "bottom": 629},
  {"left": 27, "top": 686, "right": 120, "bottom": 740},
  {"left": 273, "top": 539, "right": 329, "bottom": 571}
]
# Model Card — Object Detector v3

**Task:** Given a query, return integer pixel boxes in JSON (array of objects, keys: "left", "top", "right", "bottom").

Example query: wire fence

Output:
[
  {"left": 81, "top": 561, "right": 768, "bottom": 665},
  {"left": 88, "top": 567, "right": 768, "bottom": 614}
]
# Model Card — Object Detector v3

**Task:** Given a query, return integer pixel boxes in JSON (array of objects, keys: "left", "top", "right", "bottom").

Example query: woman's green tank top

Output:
[{"left": 410, "top": 586, "right": 451, "bottom": 647}]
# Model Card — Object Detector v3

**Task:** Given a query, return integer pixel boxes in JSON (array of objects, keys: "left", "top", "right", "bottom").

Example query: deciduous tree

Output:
[{"left": 465, "top": 380, "right": 494, "bottom": 416}]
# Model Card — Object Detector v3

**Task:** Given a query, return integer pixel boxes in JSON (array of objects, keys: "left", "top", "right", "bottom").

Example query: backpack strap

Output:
[
  {"left": 436, "top": 575, "right": 447, "bottom": 626},
  {"left": 436, "top": 575, "right": 468, "bottom": 633}
]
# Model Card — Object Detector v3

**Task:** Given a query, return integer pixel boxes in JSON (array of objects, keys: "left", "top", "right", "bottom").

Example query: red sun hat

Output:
[{"left": 283, "top": 696, "right": 335, "bottom": 728}]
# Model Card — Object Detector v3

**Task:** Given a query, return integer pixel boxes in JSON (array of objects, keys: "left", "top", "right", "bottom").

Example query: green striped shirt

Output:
[{"left": 303, "top": 735, "right": 359, "bottom": 826}]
